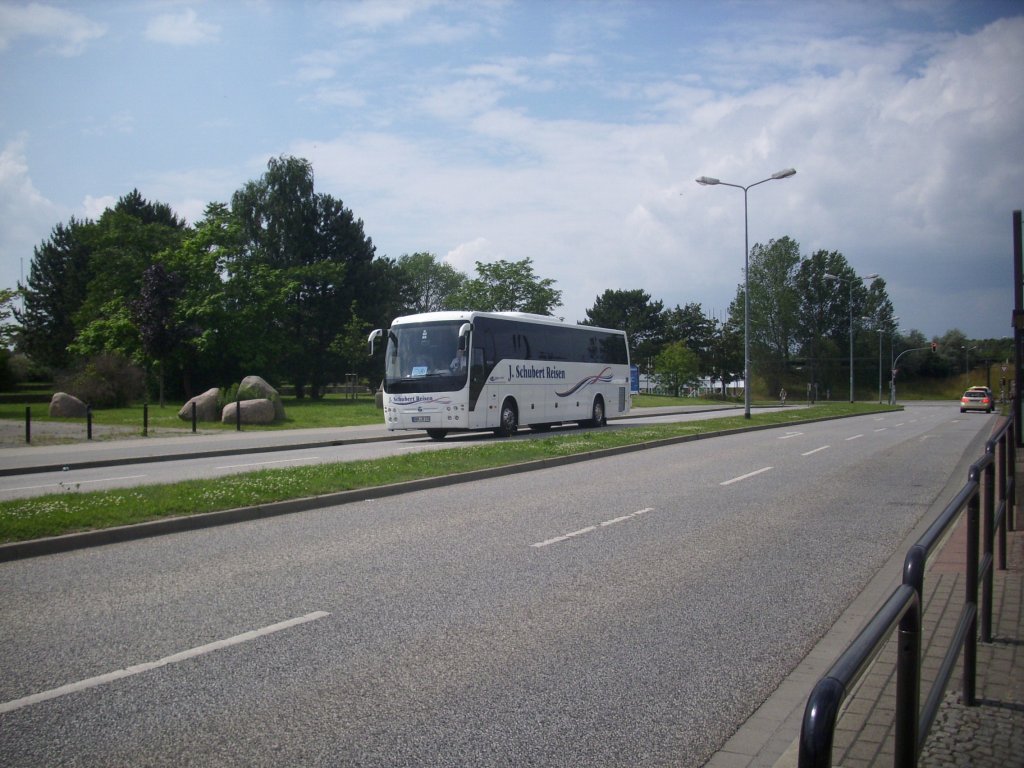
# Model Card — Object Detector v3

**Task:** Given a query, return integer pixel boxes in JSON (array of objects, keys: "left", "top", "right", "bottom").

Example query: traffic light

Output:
[{"left": 931, "top": 342, "right": 937, "bottom": 352}]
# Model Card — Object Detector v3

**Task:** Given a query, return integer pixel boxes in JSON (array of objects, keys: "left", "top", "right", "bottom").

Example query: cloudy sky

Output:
[{"left": 1, "top": 0, "right": 1022, "bottom": 339}]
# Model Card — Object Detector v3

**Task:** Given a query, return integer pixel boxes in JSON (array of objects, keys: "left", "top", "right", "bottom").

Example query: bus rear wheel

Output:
[
  {"left": 426, "top": 429, "right": 448, "bottom": 440},
  {"left": 495, "top": 398, "right": 518, "bottom": 437},
  {"left": 588, "top": 396, "right": 606, "bottom": 428}
]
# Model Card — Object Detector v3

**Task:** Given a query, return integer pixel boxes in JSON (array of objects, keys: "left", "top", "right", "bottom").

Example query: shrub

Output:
[{"left": 55, "top": 354, "right": 145, "bottom": 407}]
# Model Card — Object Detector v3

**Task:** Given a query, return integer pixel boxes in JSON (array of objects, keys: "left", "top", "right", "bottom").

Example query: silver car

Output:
[{"left": 960, "top": 387, "right": 993, "bottom": 413}]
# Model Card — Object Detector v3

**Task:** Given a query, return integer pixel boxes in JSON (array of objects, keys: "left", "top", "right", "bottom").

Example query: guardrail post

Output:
[
  {"left": 964, "top": 469, "right": 980, "bottom": 706},
  {"left": 799, "top": 677, "right": 844, "bottom": 768},
  {"left": 25, "top": 406, "right": 31, "bottom": 444},
  {"left": 895, "top": 591, "right": 921, "bottom": 768},
  {"left": 997, "top": 432, "right": 1008, "bottom": 570},
  {"left": 1010, "top": 420, "right": 1017, "bottom": 531},
  {"left": 982, "top": 454, "right": 995, "bottom": 643}
]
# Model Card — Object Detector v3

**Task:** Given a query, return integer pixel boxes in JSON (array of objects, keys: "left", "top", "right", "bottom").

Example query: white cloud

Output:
[
  {"left": 145, "top": 8, "right": 220, "bottom": 46},
  {"left": 0, "top": 138, "right": 63, "bottom": 290},
  {"left": 81, "top": 194, "right": 117, "bottom": 220},
  {"left": 0, "top": 2, "right": 105, "bottom": 56}
]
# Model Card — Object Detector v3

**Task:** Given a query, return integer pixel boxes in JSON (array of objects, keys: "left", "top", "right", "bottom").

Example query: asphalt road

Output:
[{"left": 0, "top": 403, "right": 993, "bottom": 767}]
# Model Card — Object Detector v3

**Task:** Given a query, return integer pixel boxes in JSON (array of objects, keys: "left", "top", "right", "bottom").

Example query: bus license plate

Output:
[{"left": 411, "top": 416, "right": 431, "bottom": 423}]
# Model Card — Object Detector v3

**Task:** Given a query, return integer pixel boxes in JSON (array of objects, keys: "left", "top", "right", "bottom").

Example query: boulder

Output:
[
  {"left": 49, "top": 391, "right": 88, "bottom": 418},
  {"left": 178, "top": 387, "right": 221, "bottom": 422},
  {"left": 221, "top": 398, "right": 276, "bottom": 425},
  {"left": 238, "top": 375, "right": 285, "bottom": 421}
]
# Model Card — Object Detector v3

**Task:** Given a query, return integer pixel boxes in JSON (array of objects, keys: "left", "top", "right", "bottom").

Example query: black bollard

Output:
[
  {"left": 25, "top": 406, "right": 31, "bottom": 444},
  {"left": 235, "top": 396, "right": 241, "bottom": 431},
  {"left": 143, "top": 403, "right": 149, "bottom": 437},
  {"left": 87, "top": 405, "right": 93, "bottom": 440},
  {"left": 191, "top": 401, "right": 197, "bottom": 433}
]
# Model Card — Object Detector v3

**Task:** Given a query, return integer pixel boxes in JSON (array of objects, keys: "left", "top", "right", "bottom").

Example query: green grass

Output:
[
  {"left": 0, "top": 394, "right": 382, "bottom": 432},
  {"left": 0, "top": 402, "right": 896, "bottom": 544}
]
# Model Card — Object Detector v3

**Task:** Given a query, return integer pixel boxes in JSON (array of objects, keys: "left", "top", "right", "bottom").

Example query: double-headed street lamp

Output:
[
  {"left": 696, "top": 168, "right": 796, "bottom": 418},
  {"left": 824, "top": 271, "right": 878, "bottom": 402}
]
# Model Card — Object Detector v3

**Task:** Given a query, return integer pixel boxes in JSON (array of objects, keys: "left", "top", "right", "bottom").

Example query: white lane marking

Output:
[
  {"left": 778, "top": 432, "right": 803, "bottom": 440},
  {"left": 532, "top": 508, "right": 653, "bottom": 548},
  {"left": 802, "top": 445, "right": 830, "bottom": 456},
  {"left": 845, "top": 434, "right": 864, "bottom": 441},
  {"left": 215, "top": 457, "right": 319, "bottom": 469},
  {"left": 720, "top": 467, "right": 773, "bottom": 486},
  {"left": 3, "top": 475, "right": 147, "bottom": 492},
  {"left": 874, "top": 428, "right": 888, "bottom": 433},
  {"left": 0, "top": 611, "right": 330, "bottom": 715}
]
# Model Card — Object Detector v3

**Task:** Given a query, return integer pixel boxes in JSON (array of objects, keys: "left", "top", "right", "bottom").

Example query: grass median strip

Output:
[{"left": 0, "top": 403, "right": 895, "bottom": 544}]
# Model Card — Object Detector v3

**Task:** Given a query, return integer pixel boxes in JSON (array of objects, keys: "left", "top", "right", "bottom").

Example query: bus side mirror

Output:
[
  {"left": 458, "top": 323, "right": 472, "bottom": 351},
  {"left": 367, "top": 328, "right": 383, "bottom": 355}
]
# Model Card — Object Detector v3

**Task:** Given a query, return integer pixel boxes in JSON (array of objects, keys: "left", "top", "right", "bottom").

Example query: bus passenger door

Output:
[{"left": 469, "top": 345, "right": 495, "bottom": 429}]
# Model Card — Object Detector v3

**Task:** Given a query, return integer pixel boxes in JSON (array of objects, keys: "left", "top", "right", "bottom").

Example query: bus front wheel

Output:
[
  {"left": 495, "top": 399, "right": 518, "bottom": 437},
  {"left": 588, "top": 396, "right": 606, "bottom": 428}
]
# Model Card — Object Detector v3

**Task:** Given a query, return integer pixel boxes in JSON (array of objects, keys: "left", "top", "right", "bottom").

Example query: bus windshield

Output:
[{"left": 383, "top": 320, "right": 468, "bottom": 394}]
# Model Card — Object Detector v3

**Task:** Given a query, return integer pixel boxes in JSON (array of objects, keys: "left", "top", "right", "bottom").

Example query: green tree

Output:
[
  {"left": 583, "top": 288, "right": 665, "bottom": 369},
  {"left": 0, "top": 288, "right": 17, "bottom": 390},
  {"left": 130, "top": 263, "right": 187, "bottom": 406},
  {"left": 394, "top": 252, "right": 466, "bottom": 314},
  {"left": 664, "top": 302, "right": 718, "bottom": 373},
  {"left": 17, "top": 217, "right": 96, "bottom": 370},
  {"left": 795, "top": 249, "right": 852, "bottom": 398},
  {"left": 0, "top": 287, "right": 18, "bottom": 349},
  {"left": 654, "top": 341, "right": 700, "bottom": 397},
  {"left": 729, "top": 236, "right": 801, "bottom": 395},
  {"left": 446, "top": 258, "right": 561, "bottom": 314},
  {"left": 66, "top": 192, "right": 189, "bottom": 377},
  {"left": 231, "top": 155, "right": 378, "bottom": 398}
]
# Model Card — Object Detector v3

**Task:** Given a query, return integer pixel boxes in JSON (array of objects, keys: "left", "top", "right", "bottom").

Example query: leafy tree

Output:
[
  {"left": 0, "top": 287, "right": 17, "bottom": 349},
  {"left": 654, "top": 341, "right": 700, "bottom": 397},
  {"left": 59, "top": 192, "right": 188, "bottom": 383},
  {"left": 583, "top": 288, "right": 665, "bottom": 367},
  {"left": 395, "top": 252, "right": 466, "bottom": 314},
  {"left": 17, "top": 217, "right": 96, "bottom": 370},
  {"left": 664, "top": 302, "right": 717, "bottom": 369},
  {"left": 795, "top": 249, "right": 853, "bottom": 397},
  {"left": 230, "top": 155, "right": 378, "bottom": 398},
  {"left": 709, "top": 320, "right": 744, "bottom": 395},
  {"left": 446, "top": 258, "right": 561, "bottom": 315},
  {"left": 729, "top": 236, "right": 801, "bottom": 395},
  {"left": 114, "top": 189, "right": 186, "bottom": 228},
  {"left": 130, "top": 263, "right": 187, "bottom": 406},
  {"left": 0, "top": 288, "right": 17, "bottom": 390}
]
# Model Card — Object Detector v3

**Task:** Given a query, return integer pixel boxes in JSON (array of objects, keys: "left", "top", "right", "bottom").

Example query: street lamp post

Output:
[
  {"left": 863, "top": 315, "right": 898, "bottom": 405},
  {"left": 962, "top": 345, "right": 978, "bottom": 386},
  {"left": 696, "top": 168, "right": 796, "bottom": 418},
  {"left": 824, "top": 271, "right": 878, "bottom": 402},
  {"left": 876, "top": 329, "right": 883, "bottom": 404}
]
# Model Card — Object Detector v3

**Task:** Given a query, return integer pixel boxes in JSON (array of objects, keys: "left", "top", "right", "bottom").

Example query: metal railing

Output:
[{"left": 798, "top": 416, "right": 1016, "bottom": 768}]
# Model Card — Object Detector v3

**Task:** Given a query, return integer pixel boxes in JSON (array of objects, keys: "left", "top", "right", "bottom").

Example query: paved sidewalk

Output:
[{"left": 705, "top": 463, "right": 1024, "bottom": 768}]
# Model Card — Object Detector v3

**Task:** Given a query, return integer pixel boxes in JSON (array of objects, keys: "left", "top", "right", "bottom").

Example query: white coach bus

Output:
[{"left": 368, "top": 311, "right": 631, "bottom": 439}]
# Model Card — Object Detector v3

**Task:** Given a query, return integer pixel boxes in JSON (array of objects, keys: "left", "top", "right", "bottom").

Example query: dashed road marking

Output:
[
  {"left": 532, "top": 508, "right": 654, "bottom": 548},
  {"left": 0, "top": 611, "right": 331, "bottom": 715}
]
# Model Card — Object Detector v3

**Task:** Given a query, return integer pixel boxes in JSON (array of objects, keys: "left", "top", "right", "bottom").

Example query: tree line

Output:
[{"left": 1, "top": 155, "right": 1009, "bottom": 404}]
